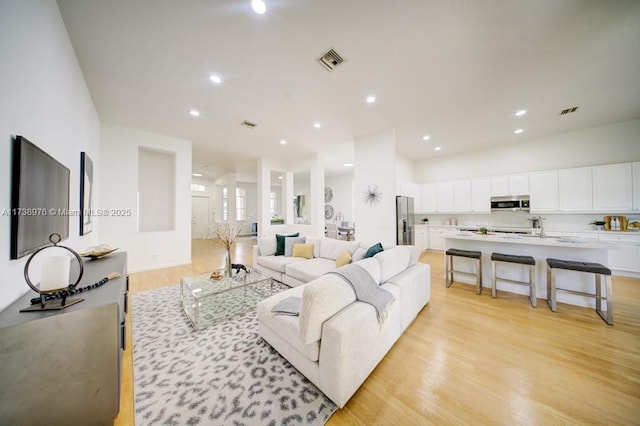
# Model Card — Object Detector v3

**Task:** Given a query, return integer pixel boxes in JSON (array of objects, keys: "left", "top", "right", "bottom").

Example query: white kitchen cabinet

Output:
[
  {"left": 453, "top": 180, "right": 471, "bottom": 212},
  {"left": 420, "top": 183, "right": 437, "bottom": 213},
  {"left": 509, "top": 174, "right": 529, "bottom": 195},
  {"left": 490, "top": 174, "right": 529, "bottom": 196},
  {"left": 592, "top": 163, "right": 633, "bottom": 212},
  {"left": 529, "top": 170, "right": 559, "bottom": 212},
  {"left": 427, "top": 227, "right": 445, "bottom": 250},
  {"left": 558, "top": 167, "right": 593, "bottom": 211},
  {"left": 414, "top": 225, "right": 429, "bottom": 251},
  {"left": 436, "top": 182, "right": 454, "bottom": 212},
  {"left": 600, "top": 233, "right": 640, "bottom": 273},
  {"left": 471, "top": 178, "right": 491, "bottom": 212},
  {"left": 396, "top": 180, "right": 420, "bottom": 201},
  {"left": 633, "top": 162, "right": 640, "bottom": 211}
]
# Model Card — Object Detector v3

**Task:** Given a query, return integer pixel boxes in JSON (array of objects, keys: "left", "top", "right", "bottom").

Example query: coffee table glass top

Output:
[{"left": 180, "top": 267, "right": 273, "bottom": 330}]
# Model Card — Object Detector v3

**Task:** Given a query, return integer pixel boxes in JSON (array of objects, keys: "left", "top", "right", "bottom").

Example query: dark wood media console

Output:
[{"left": 0, "top": 252, "right": 128, "bottom": 425}]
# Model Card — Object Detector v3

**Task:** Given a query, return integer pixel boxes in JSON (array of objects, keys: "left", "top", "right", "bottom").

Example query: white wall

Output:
[
  {"left": 325, "top": 173, "right": 354, "bottom": 224},
  {"left": 415, "top": 119, "right": 640, "bottom": 183},
  {"left": 100, "top": 123, "right": 192, "bottom": 272},
  {"left": 0, "top": 1, "right": 100, "bottom": 311},
  {"left": 354, "top": 129, "right": 396, "bottom": 247},
  {"left": 395, "top": 154, "right": 414, "bottom": 182}
]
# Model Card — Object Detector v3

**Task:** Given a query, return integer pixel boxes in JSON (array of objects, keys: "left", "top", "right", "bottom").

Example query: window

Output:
[
  {"left": 191, "top": 183, "right": 205, "bottom": 192},
  {"left": 222, "top": 187, "right": 246, "bottom": 221},
  {"left": 269, "top": 192, "right": 276, "bottom": 217},
  {"left": 236, "top": 188, "right": 246, "bottom": 221}
]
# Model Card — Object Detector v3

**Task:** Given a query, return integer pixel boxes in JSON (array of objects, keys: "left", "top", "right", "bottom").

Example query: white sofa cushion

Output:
[
  {"left": 407, "top": 245, "right": 421, "bottom": 266},
  {"left": 285, "top": 258, "right": 337, "bottom": 283},
  {"left": 320, "top": 239, "right": 360, "bottom": 260},
  {"left": 306, "top": 237, "right": 322, "bottom": 258},
  {"left": 299, "top": 274, "right": 356, "bottom": 344},
  {"left": 258, "top": 236, "right": 277, "bottom": 256},
  {"left": 374, "top": 246, "right": 411, "bottom": 283},
  {"left": 256, "top": 286, "right": 320, "bottom": 361},
  {"left": 257, "top": 255, "right": 305, "bottom": 273}
]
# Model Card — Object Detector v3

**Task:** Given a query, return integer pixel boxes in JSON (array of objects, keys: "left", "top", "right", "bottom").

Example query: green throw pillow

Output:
[
  {"left": 364, "top": 242, "right": 383, "bottom": 258},
  {"left": 275, "top": 233, "right": 300, "bottom": 256}
]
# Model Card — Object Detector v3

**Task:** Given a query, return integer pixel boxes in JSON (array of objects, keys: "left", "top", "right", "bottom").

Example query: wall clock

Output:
[
  {"left": 324, "top": 204, "right": 334, "bottom": 219},
  {"left": 324, "top": 187, "right": 333, "bottom": 203}
]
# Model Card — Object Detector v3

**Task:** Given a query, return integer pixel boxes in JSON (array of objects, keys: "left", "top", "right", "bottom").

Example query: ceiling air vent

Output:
[
  {"left": 560, "top": 106, "right": 579, "bottom": 115},
  {"left": 241, "top": 120, "right": 257, "bottom": 128},
  {"left": 317, "top": 48, "right": 345, "bottom": 72}
]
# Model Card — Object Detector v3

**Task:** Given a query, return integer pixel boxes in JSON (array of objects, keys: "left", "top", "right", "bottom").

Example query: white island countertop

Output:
[{"left": 443, "top": 232, "right": 619, "bottom": 250}]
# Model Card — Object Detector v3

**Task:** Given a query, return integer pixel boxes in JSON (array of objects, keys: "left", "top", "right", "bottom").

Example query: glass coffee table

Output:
[{"left": 180, "top": 267, "right": 273, "bottom": 330}]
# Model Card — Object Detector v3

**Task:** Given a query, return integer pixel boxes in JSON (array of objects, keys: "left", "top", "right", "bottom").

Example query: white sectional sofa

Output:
[
  {"left": 252, "top": 236, "right": 363, "bottom": 287},
  {"left": 256, "top": 244, "right": 431, "bottom": 408}
]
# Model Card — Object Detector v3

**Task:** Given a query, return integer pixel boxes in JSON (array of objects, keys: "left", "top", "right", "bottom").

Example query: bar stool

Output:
[
  {"left": 546, "top": 258, "right": 613, "bottom": 325},
  {"left": 445, "top": 248, "right": 483, "bottom": 294},
  {"left": 491, "top": 253, "right": 536, "bottom": 307}
]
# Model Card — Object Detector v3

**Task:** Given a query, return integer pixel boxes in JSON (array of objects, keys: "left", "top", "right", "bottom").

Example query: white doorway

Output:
[{"left": 191, "top": 196, "right": 210, "bottom": 239}]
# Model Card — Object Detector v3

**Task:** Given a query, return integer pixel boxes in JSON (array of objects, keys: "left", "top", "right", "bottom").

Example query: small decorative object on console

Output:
[{"left": 80, "top": 244, "right": 119, "bottom": 259}]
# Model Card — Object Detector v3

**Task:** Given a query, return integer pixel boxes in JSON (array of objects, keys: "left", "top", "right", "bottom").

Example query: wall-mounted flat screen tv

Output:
[{"left": 10, "top": 135, "right": 70, "bottom": 259}]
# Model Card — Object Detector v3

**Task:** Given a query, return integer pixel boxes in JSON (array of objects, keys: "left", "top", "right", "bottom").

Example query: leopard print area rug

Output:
[{"left": 132, "top": 284, "right": 338, "bottom": 425}]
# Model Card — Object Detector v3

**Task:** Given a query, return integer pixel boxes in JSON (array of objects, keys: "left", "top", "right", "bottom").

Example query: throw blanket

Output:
[
  {"left": 271, "top": 296, "right": 301, "bottom": 316},
  {"left": 328, "top": 264, "right": 395, "bottom": 324}
]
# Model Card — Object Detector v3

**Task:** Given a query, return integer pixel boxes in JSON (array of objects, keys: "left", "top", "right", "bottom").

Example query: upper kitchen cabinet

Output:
[
  {"left": 396, "top": 180, "right": 420, "bottom": 202},
  {"left": 471, "top": 178, "right": 491, "bottom": 212},
  {"left": 592, "top": 163, "right": 633, "bottom": 212},
  {"left": 529, "top": 170, "right": 559, "bottom": 212},
  {"left": 558, "top": 167, "right": 593, "bottom": 211},
  {"left": 633, "top": 162, "right": 640, "bottom": 211},
  {"left": 436, "top": 181, "right": 454, "bottom": 212},
  {"left": 420, "top": 183, "right": 437, "bottom": 213},
  {"left": 453, "top": 180, "right": 472, "bottom": 212},
  {"left": 490, "top": 173, "right": 529, "bottom": 196}
]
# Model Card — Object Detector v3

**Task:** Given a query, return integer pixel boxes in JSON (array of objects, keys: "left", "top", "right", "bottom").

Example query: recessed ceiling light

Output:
[
  {"left": 251, "top": 0, "right": 266, "bottom": 14},
  {"left": 189, "top": 110, "right": 200, "bottom": 117},
  {"left": 278, "top": 175, "right": 283, "bottom": 180},
  {"left": 366, "top": 96, "right": 376, "bottom": 103},
  {"left": 313, "top": 122, "right": 321, "bottom": 128},
  {"left": 434, "top": 146, "right": 441, "bottom": 151},
  {"left": 344, "top": 163, "right": 353, "bottom": 167},
  {"left": 280, "top": 139, "right": 287, "bottom": 145},
  {"left": 515, "top": 109, "right": 527, "bottom": 116},
  {"left": 422, "top": 135, "right": 430, "bottom": 141},
  {"left": 210, "top": 75, "right": 222, "bottom": 84},
  {"left": 514, "top": 128, "right": 524, "bottom": 134},
  {"left": 192, "top": 173, "right": 202, "bottom": 177}
]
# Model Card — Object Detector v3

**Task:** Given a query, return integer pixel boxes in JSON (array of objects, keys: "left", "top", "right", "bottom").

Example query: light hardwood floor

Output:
[{"left": 116, "top": 238, "right": 640, "bottom": 425}]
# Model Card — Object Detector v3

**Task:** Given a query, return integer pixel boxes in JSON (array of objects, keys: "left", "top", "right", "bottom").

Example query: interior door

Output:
[{"left": 191, "top": 196, "right": 209, "bottom": 239}]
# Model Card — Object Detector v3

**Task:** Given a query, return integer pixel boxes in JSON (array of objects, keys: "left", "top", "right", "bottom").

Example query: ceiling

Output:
[{"left": 56, "top": 0, "right": 640, "bottom": 180}]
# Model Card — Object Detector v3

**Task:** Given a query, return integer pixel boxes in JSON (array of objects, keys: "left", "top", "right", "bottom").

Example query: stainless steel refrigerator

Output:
[{"left": 396, "top": 196, "right": 415, "bottom": 245}]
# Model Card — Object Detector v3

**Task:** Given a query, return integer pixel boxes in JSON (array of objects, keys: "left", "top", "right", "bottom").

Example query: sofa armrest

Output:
[{"left": 318, "top": 299, "right": 402, "bottom": 407}]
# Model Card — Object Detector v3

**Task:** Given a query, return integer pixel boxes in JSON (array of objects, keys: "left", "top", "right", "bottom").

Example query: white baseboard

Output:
[{"left": 129, "top": 259, "right": 192, "bottom": 273}]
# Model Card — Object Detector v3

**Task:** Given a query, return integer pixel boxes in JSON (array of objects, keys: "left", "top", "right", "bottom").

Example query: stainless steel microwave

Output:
[{"left": 490, "top": 196, "right": 530, "bottom": 211}]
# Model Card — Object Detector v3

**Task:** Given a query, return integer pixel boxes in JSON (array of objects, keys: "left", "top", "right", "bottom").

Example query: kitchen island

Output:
[{"left": 443, "top": 232, "right": 618, "bottom": 309}]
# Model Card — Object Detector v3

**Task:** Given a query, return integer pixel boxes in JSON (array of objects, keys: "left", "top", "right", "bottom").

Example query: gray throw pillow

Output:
[
  {"left": 284, "top": 236, "right": 306, "bottom": 257},
  {"left": 352, "top": 247, "right": 367, "bottom": 262}
]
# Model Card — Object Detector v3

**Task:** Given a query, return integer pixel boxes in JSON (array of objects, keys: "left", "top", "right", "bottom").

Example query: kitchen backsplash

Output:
[{"left": 415, "top": 212, "right": 640, "bottom": 232}]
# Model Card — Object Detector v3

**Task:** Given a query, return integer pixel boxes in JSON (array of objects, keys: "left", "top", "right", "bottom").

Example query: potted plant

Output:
[
  {"left": 590, "top": 220, "right": 605, "bottom": 231},
  {"left": 479, "top": 227, "right": 488, "bottom": 235},
  {"left": 422, "top": 218, "right": 429, "bottom": 224}
]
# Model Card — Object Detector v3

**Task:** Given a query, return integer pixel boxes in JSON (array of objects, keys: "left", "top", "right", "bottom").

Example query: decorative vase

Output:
[{"left": 225, "top": 249, "right": 233, "bottom": 277}]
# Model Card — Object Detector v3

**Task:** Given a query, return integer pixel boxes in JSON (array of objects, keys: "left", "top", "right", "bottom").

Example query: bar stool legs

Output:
[
  {"left": 491, "top": 253, "right": 537, "bottom": 307},
  {"left": 546, "top": 258, "right": 613, "bottom": 325},
  {"left": 445, "top": 249, "right": 482, "bottom": 295}
]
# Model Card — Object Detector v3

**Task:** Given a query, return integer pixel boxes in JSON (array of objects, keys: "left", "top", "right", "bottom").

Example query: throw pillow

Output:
[
  {"left": 352, "top": 247, "right": 367, "bottom": 262},
  {"left": 364, "top": 242, "right": 384, "bottom": 258},
  {"left": 258, "top": 235, "right": 277, "bottom": 256},
  {"left": 292, "top": 243, "right": 314, "bottom": 259},
  {"left": 275, "top": 233, "right": 299, "bottom": 256},
  {"left": 336, "top": 249, "right": 352, "bottom": 267},
  {"left": 284, "top": 236, "right": 306, "bottom": 256}
]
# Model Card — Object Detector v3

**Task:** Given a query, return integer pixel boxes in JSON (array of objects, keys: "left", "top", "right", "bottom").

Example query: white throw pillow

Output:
[
  {"left": 351, "top": 247, "right": 367, "bottom": 262},
  {"left": 319, "top": 238, "right": 360, "bottom": 260},
  {"left": 258, "top": 235, "right": 277, "bottom": 256},
  {"left": 284, "top": 236, "right": 306, "bottom": 257},
  {"left": 306, "top": 237, "right": 321, "bottom": 258},
  {"left": 374, "top": 246, "right": 411, "bottom": 283}
]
